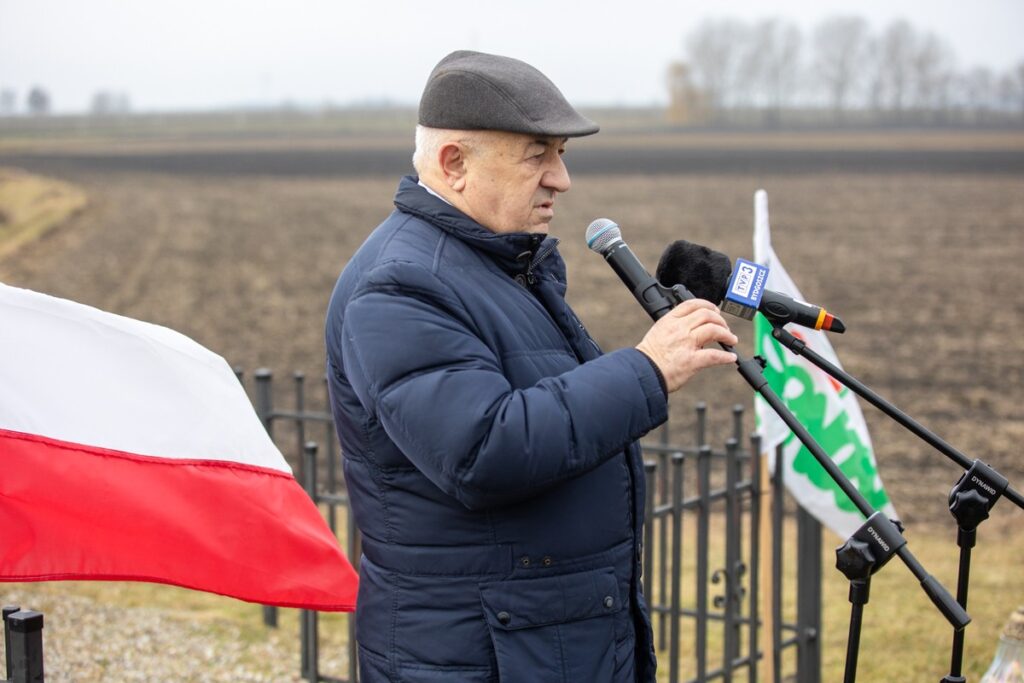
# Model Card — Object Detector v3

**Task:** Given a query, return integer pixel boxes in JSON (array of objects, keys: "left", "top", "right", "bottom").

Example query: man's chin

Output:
[{"left": 528, "top": 212, "right": 554, "bottom": 234}]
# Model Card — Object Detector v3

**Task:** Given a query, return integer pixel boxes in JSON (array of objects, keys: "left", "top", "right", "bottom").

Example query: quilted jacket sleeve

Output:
[{"left": 339, "top": 259, "right": 667, "bottom": 510}]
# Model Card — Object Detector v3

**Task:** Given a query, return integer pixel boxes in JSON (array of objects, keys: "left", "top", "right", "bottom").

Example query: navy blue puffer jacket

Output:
[{"left": 326, "top": 177, "right": 667, "bottom": 682}]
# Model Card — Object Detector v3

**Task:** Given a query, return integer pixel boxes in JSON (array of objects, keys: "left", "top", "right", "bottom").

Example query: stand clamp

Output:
[
  {"left": 835, "top": 513, "right": 907, "bottom": 683},
  {"left": 948, "top": 460, "right": 1009, "bottom": 535},
  {"left": 836, "top": 512, "right": 907, "bottom": 586}
]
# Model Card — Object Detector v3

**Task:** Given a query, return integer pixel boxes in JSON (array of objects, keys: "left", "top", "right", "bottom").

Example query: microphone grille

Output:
[{"left": 585, "top": 218, "right": 622, "bottom": 254}]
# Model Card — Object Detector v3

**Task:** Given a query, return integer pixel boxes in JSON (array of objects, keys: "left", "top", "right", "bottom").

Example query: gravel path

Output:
[{"left": 0, "top": 590, "right": 319, "bottom": 682}]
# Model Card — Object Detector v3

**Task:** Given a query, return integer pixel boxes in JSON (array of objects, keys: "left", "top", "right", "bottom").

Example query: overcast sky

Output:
[{"left": 2, "top": 0, "right": 1022, "bottom": 113}]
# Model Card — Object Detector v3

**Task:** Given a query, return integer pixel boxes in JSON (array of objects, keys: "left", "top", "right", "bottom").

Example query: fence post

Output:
[
  {"left": 657, "top": 421, "right": 670, "bottom": 652},
  {"left": 300, "top": 442, "right": 320, "bottom": 682},
  {"left": 254, "top": 367, "right": 274, "bottom": 437},
  {"left": 663, "top": 421, "right": 671, "bottom": 651},
  {"left": 695, "top": 401, "right": 707, "bottom": 447},
  {"left": 294, "top": 372, "right": 307, "bottom": 486},
  {"left": 720, "top": 437, "right": 741, "bottom": 681},
  {"left": 323, "top": 374, "right": 339, "bottom": 534},
  {"left": 731, "top": 404, "right": 744, "bottom": 443},
  {"left": 643, "top": 459, "right": 656, "bottom": 626},
  {"left": 668, "top": 452, "right": 685, "bottom": 683},
  {"left": 8, "top": 610, "right": 44, "bottom": 683},
  {"left": 4, "top": 605, "right": 20, "bottom": 679},
  {"left": 796, "top": 506, "right": 822, "bottom": 683},
  {"left": 696, "top": 444, "right": 712, "bottom": 682},
  {"left": 254, "top": 368, "right": 279, "bottom": 629},
  {"left": 747, "top": 434, "right": 762, "bottom": 683},
  {"left": 771, "top": 444, "right": 785, "bottom": 683},
  {"left": 348, "top": 495, "right": 361, "bottom": 683}
]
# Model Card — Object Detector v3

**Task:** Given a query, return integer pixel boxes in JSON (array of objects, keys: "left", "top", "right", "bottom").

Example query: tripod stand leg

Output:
[
  {"left": 844, "top": 578, "right": 871, "bottom": 683},
  {"left": 942, "top": 527, "right": 975, "bottom": 683}
]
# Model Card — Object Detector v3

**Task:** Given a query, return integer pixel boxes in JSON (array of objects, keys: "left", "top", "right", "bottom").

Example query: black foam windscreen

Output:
[{"left": 655, "top": 240, "right": 733, "bottom": 303}]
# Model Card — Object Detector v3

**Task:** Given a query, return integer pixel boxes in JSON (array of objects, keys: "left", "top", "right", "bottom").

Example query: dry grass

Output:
[
  {"left": 0, "top": 167, "right": 86, "bottom": 259},
  {"left": 817, "top": 516, "right": 1024, "bottom": 681}
]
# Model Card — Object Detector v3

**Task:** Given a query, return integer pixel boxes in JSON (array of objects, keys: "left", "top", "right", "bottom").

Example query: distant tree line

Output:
[
  {"left": 0, "top": 87, "right": 132, "bottom": 117},
  {"left": 0, "top": 86, "right": 53, "bottom": 116},
  {"left": 667, "top": 16, "right": 1024, "bottom": 126}
]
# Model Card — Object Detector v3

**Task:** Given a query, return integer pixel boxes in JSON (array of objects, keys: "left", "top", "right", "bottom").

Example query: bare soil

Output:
[{"left": 1, "top": 142, "right": 1022, "bottom": 531}]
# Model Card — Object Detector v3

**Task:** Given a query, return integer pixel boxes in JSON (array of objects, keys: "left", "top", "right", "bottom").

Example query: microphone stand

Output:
[
  {"left": 646, "top": 283, "right": 970, "bottom": 683},
  {"left": 586, "top": 238, "right": 970, "bottom": 680},
  {"left": 767, "top": 323, "right": 1023, "bottom": 683}
]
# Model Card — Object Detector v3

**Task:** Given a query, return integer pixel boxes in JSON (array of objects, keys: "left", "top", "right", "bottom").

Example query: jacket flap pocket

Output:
[{"left": 479, "top": 566, "right": 620, "bottom": 631}]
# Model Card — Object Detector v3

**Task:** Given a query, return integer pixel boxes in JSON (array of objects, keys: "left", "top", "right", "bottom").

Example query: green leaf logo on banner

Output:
[{"left": 756, "top": 322, "right": 892, "bottom": 515}]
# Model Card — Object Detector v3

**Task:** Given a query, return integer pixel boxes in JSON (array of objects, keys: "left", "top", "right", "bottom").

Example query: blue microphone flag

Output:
[{"left": 722, "top": 258, "right": 769, "bottom": 320}]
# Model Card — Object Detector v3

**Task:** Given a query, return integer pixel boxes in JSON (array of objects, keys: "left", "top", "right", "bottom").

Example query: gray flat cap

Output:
[{"left": 418, "top": 50, "right": 599, "bottom": 138}]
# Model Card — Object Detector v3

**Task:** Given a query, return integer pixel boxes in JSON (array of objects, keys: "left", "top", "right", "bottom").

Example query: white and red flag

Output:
[{"left": 0, "top": 283, "right": 357, "bottom": 611}]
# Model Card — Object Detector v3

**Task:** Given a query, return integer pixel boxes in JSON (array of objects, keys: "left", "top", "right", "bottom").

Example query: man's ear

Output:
[{"left": 438, "top": 142, "right": 468, "bottom": 192}]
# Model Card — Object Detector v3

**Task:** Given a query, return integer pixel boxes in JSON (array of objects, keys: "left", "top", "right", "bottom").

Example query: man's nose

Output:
[{"left": 541, "top": 155, "right": 571, "bottom": 193}]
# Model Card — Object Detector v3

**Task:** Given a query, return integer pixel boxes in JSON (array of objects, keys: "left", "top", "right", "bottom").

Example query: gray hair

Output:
[{"left": 412, "top": 125, "right": 487, "bottom": 176}]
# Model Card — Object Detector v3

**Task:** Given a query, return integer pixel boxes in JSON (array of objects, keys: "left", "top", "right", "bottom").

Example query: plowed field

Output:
[{"left": 2, "top": 133, "right": 1022, "bottom": 529}]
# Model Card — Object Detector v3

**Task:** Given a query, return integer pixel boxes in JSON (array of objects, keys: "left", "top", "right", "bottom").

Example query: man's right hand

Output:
[{"left": 635, "top": 299, "right": 738, "bottom": 394}]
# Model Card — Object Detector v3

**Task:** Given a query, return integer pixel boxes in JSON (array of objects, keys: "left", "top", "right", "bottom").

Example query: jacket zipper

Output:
[{"left": 522, "top": 238, "right": 559, "bottom": 286}]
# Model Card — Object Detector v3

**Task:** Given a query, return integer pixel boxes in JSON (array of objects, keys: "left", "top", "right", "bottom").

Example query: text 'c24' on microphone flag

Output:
[
  {"left": 0, "top": 283, "right": 358, "bottom": 611},
  {"left": 752, "top": 191, "right": 897, "bottom": 539}
]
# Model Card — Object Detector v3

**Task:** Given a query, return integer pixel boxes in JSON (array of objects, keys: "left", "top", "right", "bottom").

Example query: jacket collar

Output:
[{"left": 394, "top": 175, "right": 555, "bottom": 274}]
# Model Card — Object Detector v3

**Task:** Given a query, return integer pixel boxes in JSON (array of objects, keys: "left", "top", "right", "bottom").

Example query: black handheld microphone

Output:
[
  {"left": 655, "top": 240, "right": 846, "bottom": 333},
  {"left": 585, "top": 219, "right": 690, "bottom": 320}
]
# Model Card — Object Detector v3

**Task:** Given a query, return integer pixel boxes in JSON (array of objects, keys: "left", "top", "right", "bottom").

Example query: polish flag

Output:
[{"left": 0, "top": 283, "right": 357, "bottom": 611}]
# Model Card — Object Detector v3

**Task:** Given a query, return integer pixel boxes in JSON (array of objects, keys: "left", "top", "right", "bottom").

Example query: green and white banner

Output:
[{"left": 752, "top": 190, "right": 897, "bottom": 539}]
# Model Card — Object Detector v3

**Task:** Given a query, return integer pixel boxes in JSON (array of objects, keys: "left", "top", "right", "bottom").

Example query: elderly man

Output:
[{"left": 326, "top": 50, "right": 737, "bottom": 683}]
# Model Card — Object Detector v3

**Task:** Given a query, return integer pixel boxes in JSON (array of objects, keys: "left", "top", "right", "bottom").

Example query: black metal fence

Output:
[{"left": 244, "top": 369, "right": 823, "bottom": 683}]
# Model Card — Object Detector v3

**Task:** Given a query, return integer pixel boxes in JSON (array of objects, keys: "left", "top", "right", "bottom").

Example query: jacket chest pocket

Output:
[{"left": 479, "top": 566, "right": 622, "bottom": 683}]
